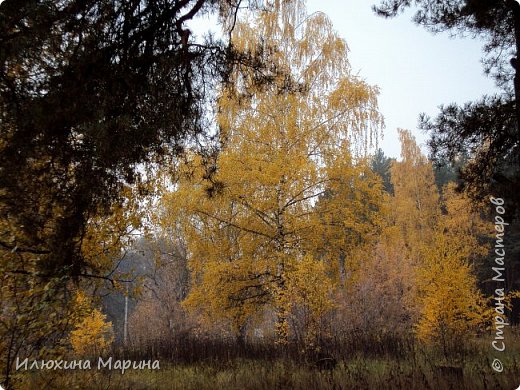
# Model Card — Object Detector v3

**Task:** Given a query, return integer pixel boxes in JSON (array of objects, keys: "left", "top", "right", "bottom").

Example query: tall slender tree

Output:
[
  {"left": 389, "top": 130, "right": 490, "bottom": 354},
  {"left": 161, "top": 0, "right": 384, "bottom": 343}
]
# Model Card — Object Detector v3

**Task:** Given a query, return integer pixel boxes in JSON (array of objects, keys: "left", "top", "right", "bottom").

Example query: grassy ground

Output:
[
  {"left": 14, "top": 354, "right": 519, "bottom": 390},
  {"left": 11, "top": 330, "right": 520, "bottom": 389}
]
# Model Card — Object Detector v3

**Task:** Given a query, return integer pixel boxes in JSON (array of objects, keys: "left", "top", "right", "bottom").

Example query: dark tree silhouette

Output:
[
  {"left": 0, "top": 0, "right": 276, "bottom": 279},
  {"left": 0, "top": 2, "right": 284, "bottom": 386},
  {"left": 370, "top": 148, "right": 395, "bottom": 195}
]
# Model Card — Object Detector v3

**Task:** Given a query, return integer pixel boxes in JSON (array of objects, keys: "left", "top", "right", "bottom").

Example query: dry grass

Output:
[{"left": 12, "top": 329, "right": 520, "bottom": 390}]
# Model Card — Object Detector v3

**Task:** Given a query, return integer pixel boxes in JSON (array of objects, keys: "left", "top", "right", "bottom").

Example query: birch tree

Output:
[{"left": 160, "top": 0, "right": 384, "bottom": 343}]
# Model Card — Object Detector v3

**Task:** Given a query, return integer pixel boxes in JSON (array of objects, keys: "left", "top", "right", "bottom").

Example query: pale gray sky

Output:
[
  {"left": 190, "top": 1, "right": 501, "bottom": 158},
  {"left": 306, "top": 0, "right": 501, "bottom": 157}
]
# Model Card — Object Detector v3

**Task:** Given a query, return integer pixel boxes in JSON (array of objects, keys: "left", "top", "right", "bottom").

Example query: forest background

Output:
[{"left": 1, "top": 0, "right": 520, "bottom": 389}]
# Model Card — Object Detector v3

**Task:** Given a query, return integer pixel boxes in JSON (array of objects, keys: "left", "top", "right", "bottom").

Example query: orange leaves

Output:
[
  {"left": 389, "top": 130, "right": 490, "bottom": 347},
  {"left": 285, "top": 254, "right": 335, "bottom": 319},
  {"left": 69, "top": 309, "right": 114, "bottom": 356},
  {"left": 390, "top": 129, "right": 440, "bottom": 246},
  {"left": 415, "top": 231, "right": 488, "bottom": 345},
  {"left": 69, "top": 291, "right": 114, "bottom": 357},
  {"left": 159, "top": 0, "right": 384, "bottom": 343}
]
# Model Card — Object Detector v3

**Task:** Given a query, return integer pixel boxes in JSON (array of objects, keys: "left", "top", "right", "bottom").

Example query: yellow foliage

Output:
[
  {"left": 285, "top": 254, "right": 335, "bottom": 342},
  {"left": 415, "top": 232, "right": 488, "bottom": 345},
  {"left": 390, "top": 129, "right": 440, "bottom": 249},
  {"left": 389, "top": 131, "right": 490, "bottom": 348},
  {"left": 80, "top": 184, "right": 144, "bottom": 274},
  {"left": 69, "top": 291, "right": 114, "bottom": 356},
  {"left": 162, "top": 0, "right": 384, "bottom": 342}
]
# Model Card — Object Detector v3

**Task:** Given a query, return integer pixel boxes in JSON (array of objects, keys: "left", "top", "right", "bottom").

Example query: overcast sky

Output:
[
  {"left": 306, "top": 0, "right": 501, "bottom": 158},
  {"left": 191, "top": 1, "right": 502, "bottom": 158}
]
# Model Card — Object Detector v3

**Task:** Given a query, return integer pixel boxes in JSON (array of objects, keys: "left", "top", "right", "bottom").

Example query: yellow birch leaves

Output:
[
  {"left": 69, "top": 291, "right": 114, "bottom": 356},
  {"left": 159, "top": 3, "right": 493, "bottom": 346},
  {"left": 390, "top": 130, "right": 490, "bottom": 346},
  {"left": 160, "top": 0, "right": 384, "bottom": 341}
]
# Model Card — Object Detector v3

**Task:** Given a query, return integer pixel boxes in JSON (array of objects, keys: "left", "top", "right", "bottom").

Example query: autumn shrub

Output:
[
  {"left": 69, "top": 291, "right": 114, "bottom": 357},
  {"left": 334, "top": 238, "right": 416, "bottom": 342}
]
